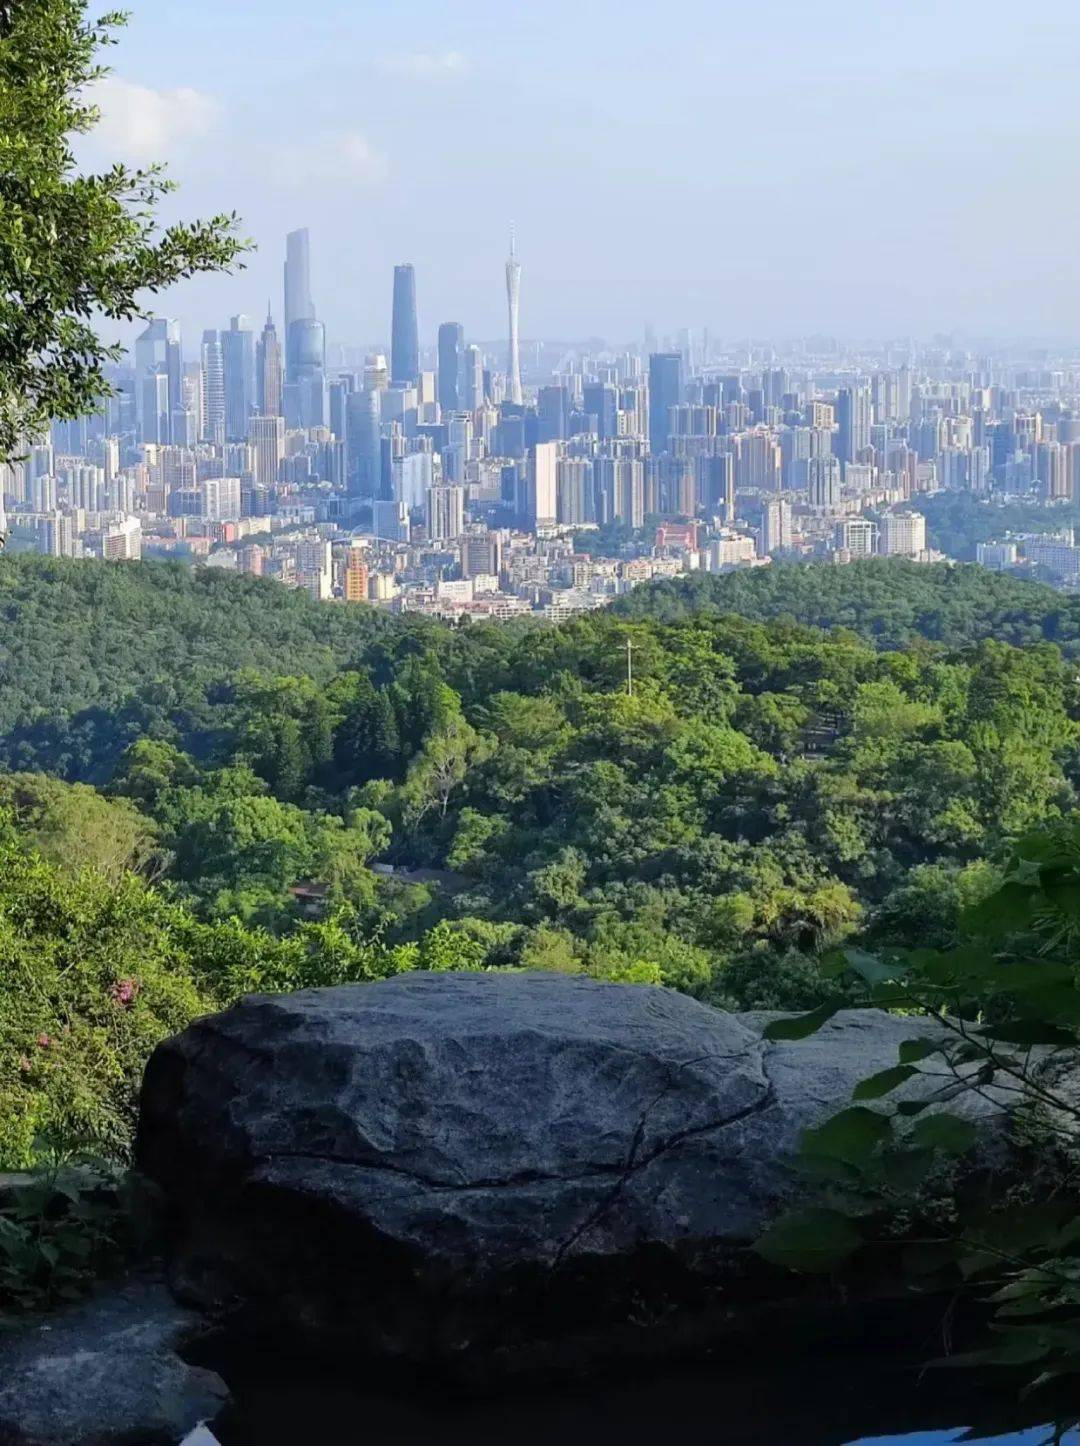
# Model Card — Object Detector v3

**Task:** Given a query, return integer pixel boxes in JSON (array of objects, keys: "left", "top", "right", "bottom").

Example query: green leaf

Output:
[
  {"left": 975, "top": 1020, "right": 1078, "bottom": 1048},
  {"left": 963, "top": 881, "right": 1035, "bottom": 939},
  {"left": 910, "top": 1113, "right": 978, "bottom": 1155},
  {"left": 883, "top": 1146, "right": 937, "bottom": 1191},
  {"left": 763, "top": 1001, "right": 842, "bottom": 1042},
  {"left": 841, "top": 948, "right": 898, "bottom": 986},
  {"left": 802, "top": 1107, "right": 893, "bottom": 1165},
  {"left": 931, "top": 1337, "right": 1052, "bottom": 1368},
  {"left": 903, "top": 1241, "right": 958, "bottom": 1277},
  {"left": 853, "top": 1064, "right": 918, "bottom": 1100},
  {"left": 755, "top": 1208, "right": 863, "bottom": 1274},
  {"left": 898, "top": 1038, "right": 940, "bottom": 1064},
  {"left": 895, "top": 1099, "right": 932, "bottom": 1117}
]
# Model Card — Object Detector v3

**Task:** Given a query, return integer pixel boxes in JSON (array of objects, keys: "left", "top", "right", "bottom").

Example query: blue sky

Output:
[{"left": 85, "top": 0, "right": 1080, "bottom": 348}]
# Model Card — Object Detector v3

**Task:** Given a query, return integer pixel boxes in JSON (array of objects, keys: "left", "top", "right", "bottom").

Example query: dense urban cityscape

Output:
[{"left": 5, "top": 225, "right": 1080, "bottom": 621}]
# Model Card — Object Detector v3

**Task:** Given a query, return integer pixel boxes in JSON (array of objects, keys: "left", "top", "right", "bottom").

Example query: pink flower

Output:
[
  {"left": 109, "top": 978, "right": 139, "bottom": 1008},
  {"left": 36, "top": 1034, "right": 51, "bottom": 1049}
]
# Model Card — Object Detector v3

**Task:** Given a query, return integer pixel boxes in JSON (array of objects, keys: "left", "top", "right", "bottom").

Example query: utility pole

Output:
[{"left": 626, "top": 638, "right": 635, "bottom": 698}]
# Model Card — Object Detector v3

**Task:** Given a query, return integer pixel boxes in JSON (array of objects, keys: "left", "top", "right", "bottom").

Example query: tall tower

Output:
[
  {"left": 221, "top": 315, "right": 255, "bottom": 442},
  {"left": 391, "top": 264, "right": 419, "bottom": 385},
  {"left": 133, "top": 317, "right": 182, "bottom": 443},
  {"left": 648, "top": 352, "right": 683, "bottom": 458},
  {"left": 200, "top": 330, "right": 226, "bottom": 444},
  {"left": 506, "top": 229, "right": 523, "bottom": 406},
  {"left": 438, "top": 322, "right": 464, "bottom": 414},
  {"left": 256, "top": 306, "right": 283, "bottom": 418},
  {"left": 284, "top": 228, "right": 315, "bottom": 351}
]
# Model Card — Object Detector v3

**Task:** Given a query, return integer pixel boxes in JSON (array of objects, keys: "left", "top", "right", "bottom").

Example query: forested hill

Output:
[
  {"left": 0, "top": 554, "right": 399, "bottom": 731},
  {"left": 613, "top": 558, "right": 1080, "bottom": 651}
]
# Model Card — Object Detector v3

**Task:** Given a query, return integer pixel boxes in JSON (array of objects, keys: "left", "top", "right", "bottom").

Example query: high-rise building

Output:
[
  {"left": 139, "top": 371, "right": 171, "bottom": 446},
  {"left": 426, "top": 483, "right": 465, "bottom": 541},
  {"left": 880, "top": 510, "right": 927, "bottom": 557},
  {"left": 648, "top": 353, "right": 683, "bottom": 457},
  {"left": 438, "top": 323, "right": 464, "bottom": 414},
  {"left": 835, "top": 518, "right": 878, "bottom": 557},
  {"left": 346, "top": 388, "right": 381, "bottom": 499},
  {"left": 461, "top": 531, "right": 503, "bottom": 579},
  {"left": 836, "top": 384, "right": 872, "bottom": 473},
  {"left": 538, "top": 385, "right": 568, "bottom": 442},
  {"left": 506, "top": 231, "right": 523, "bottom": 406},
  {"left": 760, "top": 499, "right": 792, "bottom": 555},
  {"left": 527, "top": 442, "right": 558, "bottom": 528},
  {"left": 463, "top": 346, "right": 484, "bottom": 411},
  {"left": 391, "top": 264, "right": 419, "bottom": 385},
  {"left": 582, "top": 383, "right": 618, "bottom": 440},
  {"left": 807, "top": 454, "right": 842, "bottom": 508},
  {"left": 364, "top": 354, "right": 389, "bottom": 392},
  {"left": 198, "top": 476, "right": 242, "bottom": 520},
  {"left": 248, "top": 414, "right": 285, "bottom": 489},
  {"left": 256, "top": 309, "right": 283, "bottom": 417},
  {"left": 200, "top": 330, "right": 226, "bottom": 445},
  {"left": 698, "top": 453, "right": 735, "bottom": 520},
  {"left": 134, "top": 318, "right": 182, "bottom": 442},
  {"left": 556, "top": 458, "right": 595, "bottom": 525},
  {"left": 222, "top": 316, "right": 255, "bottom": 441},
  {"left": 284, "top": 317, "right": 327, "bottom": 430},
  {"left": 344, "top": 552, "right": 369, "bottom": 603},
  {"left": 284, "top": 228, "right": 315, "bottom": 341}
]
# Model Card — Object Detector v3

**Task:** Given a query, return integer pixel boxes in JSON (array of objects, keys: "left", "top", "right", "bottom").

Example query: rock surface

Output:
[
  {"left": 0, "top": 1273, "right": 228, "bottom": 1446},
  {"left": 137, "top": 973, "right": 999, "bottom": 1380}
]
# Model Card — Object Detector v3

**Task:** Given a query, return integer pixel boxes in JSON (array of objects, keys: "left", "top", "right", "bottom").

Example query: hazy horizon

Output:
[{"left": 82, "top": 0, "right": 1080, "bottom": 350}]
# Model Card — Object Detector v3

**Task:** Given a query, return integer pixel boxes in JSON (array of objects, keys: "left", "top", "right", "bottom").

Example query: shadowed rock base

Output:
[{"left": 0, "top": 1272, "right": 228, "bottom": 1446}]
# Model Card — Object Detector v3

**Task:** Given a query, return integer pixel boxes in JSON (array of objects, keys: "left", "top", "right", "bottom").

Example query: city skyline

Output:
[{"left": 79, "top": 1, "right": 1080, "bottom": 346}]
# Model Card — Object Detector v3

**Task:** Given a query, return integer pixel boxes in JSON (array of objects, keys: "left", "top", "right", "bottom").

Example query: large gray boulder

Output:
[{"left": 137, "top": 973, "right": 995, "bottom": 1380}]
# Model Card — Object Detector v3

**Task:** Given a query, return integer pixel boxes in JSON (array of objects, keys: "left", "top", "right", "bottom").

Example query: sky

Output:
[{"left": 80, "top": 0, "right": 1080, "bottom": 350}]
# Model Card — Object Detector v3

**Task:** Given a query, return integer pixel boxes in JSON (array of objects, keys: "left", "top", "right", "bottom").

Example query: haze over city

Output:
[{"left": 84, "top": 0, "right": 1080, "bottom": 345}]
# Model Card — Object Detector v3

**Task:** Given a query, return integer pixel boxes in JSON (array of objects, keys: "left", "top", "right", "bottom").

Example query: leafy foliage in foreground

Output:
[
  {"left": 0, "top": 0, "right": 246, "bottom": 463},
  {"left": 756, "top": 817, "right": 1080, "bottom": 1414},
  {"left": 0, "top": 1150, "right": 142, "bottom": 1312}
]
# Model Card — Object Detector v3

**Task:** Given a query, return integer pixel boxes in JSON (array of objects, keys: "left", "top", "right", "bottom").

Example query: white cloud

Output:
[
  {"left": 275, "top": 131, "right": 388, "bottom": 187},
  {"left": 376, "top": 50, "right": 471, "bottom": 80},
  {"left": 86, "top": 77, "right": 220, "bottom": 162}
]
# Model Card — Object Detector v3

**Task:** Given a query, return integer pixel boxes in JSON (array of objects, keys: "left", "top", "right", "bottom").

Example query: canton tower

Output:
[{"left": 505, "top": 228, "right": 523, "bottom": 405}]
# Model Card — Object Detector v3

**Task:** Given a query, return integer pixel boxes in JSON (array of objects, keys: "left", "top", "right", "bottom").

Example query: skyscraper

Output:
[
  {"left": 527, "top": 442, "right": 558, "bottom": 528},
  {"left": 346, "top": 387, "right": 381, "bottom": 501},
  {"left": 836, "top": 384, "right": 872, "bottom": 473},
  {"left": 648, "top": 353, "right": 683, "bottom": 458},
  {"left": 426, "top": 484, "right": 465, "bottom": 542},
  {"left": 463, "top": 345, "right": 484, "bottom": 411},
  {"left": 391, "top": 264, "right": 419, "bottom": 385},
  {"left": 200, "top": 330, "right": 226, "bottom": 444},
  {"left": 284, "top": 228, "right": 315, "bottom": 345},
  {"left": 248, "top": 414, "right": 285, "bottom": 489},
  {"left": 438, "top": 322, "right": 464, "bottom": 414},
  {"left": 256, "top": 309, "right": 283, "bottom": 417},
  {"left": 221, "top": 315, "right": 255, "bottom": 441},
  {"left": 134, "top": 318, "right": 182, "bottom": 443},
  {"left": 506, "top": 231, "right": 523, "bottom": 406},
  {"left": 582, "top": 383, "right": 618, "bottom": 440},
  {"left": 284, "top": 317, "right": 327, "bottom": 429},
  {"left": 760, "top": 499, "right": 793, "bottom": 555}
]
